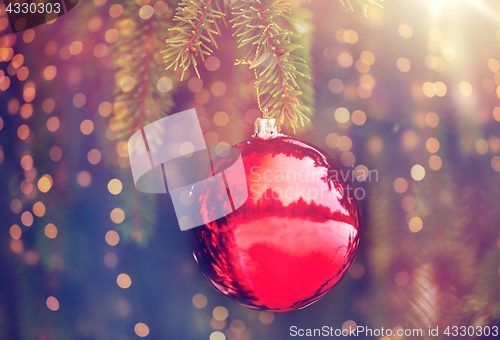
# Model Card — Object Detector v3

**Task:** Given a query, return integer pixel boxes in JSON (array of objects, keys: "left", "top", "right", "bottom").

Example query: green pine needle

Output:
[{"left": 162, "top": 0, "right": 225, "bottom": 80}]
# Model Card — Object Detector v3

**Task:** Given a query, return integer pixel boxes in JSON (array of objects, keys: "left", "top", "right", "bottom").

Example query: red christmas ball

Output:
[{"left": 188, "top": 137, "right": 361, "bottom": 311}]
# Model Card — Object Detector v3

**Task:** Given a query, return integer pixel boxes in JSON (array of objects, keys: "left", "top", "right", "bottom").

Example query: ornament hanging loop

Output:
[{"left": 253, "top": 117, "right": 284, "bottom": 140}]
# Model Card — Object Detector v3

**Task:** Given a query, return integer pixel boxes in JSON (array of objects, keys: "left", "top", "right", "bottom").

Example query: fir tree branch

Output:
[
  {"left": 111, "top": 3, "right": 176, "bottom": 140},
  {"left": 109, "top": 1, "right": 175, "bottom": 244},
  {"left": 231, "top": 0, "right": 310, "bottom": 132},
  {"left": 163, "top": 0, "right": 226, "bottom": 80}
]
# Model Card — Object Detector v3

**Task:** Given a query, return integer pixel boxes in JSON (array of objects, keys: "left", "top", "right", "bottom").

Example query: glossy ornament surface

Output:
[{"left": 188, "top": 137, "right": 361, "bottom": 311}]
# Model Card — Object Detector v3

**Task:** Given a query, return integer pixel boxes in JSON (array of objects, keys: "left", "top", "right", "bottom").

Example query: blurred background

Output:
[{"left": 1, "top": 0, "right": 500, "bottom": 339}]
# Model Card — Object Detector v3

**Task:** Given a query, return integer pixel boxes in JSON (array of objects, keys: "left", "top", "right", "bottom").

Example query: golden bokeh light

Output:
[
  {"left": 393, "top": 178, "right": 408, "bottom": 193},
  {"left": 77, "top": 171, "right": 92, "bottom": 187},
  {"left": 80, "top": 119, "right": 94, "bottom": 135},
  {"left": 334, "top": 107, "right": 350, "bottom": 123},
  {"left": 340, "top": 152, "right": 356, "bottom": 167},
  {"left": 44, "top": 65, "right": 57, "bottom": 80},
  {"left": 87, "top": 149, "right": 102, "bottom": 165},
  {"left": 209, "top": 331, "right": 225, "bottom": 340},
  {"left": 459, "top": 81, "right": 472, "bottom": 96},
  {"left": 355, "top": 58, "right": 370, "bottom": 73},
  {"left": 110, "top": 208, "right": 125, "bottom": 224},
  {"left": 21, "top": 179, "right": 34, "bottom": 196},
  {"left": 110, "top": 4, "right": 124, "bottom": 17},
  {"left": 157, "top": 77, "right": 173, "bottom": 93},
  {"left": 99, "top": 102, "right": 113, "bottom": 117},
  {"left": 354, "top": 165, "right": 369, "bottom": 181},
  {"left": 23, "top": 30, "right": 35, "bottom": 43},
  {"left": 17, "top": 124, "right": 30, "bottom": 140},
  {"left": 192, "top": 294, "right": 208, "bottom": 308},
  {"left": 411, "top": 164, "right": 425, "bottom": 181},
  {"left": 338, "top": 135, "right": 352, "bottom": 151},
  {"left": 17, "top": 66, "right": 29, "bottom": 81},
  {"left": 426, "top": 137, "right": 440, "bottom": 153},
  {"left": 38, "top": 174, "right": 53, "bottom": 193},
  {"left": 9, "top": 224, "right": 22, "bottom": 240},
  {"left": 11, "top": 54, "right": 24, "bottom": 68},
  {"left": 94, "top": 44, "right": 108, "bottom": 58},
  {"left": 357, "top": 83, "right": 372, "bottom": 98},
  {"left": 367, "top": 6, "right": 383, "bottom": 21},
  {"left": 46, "top": 296, "right": 59, "bottom": 311},
  {"left": 422, "top": 81, "right": 435, "bottom": 97},
  {"left": 425, "top": 112, "right": 439, "bottom": 127},
  {"left": 20, "top": 104, "right": 33, "bottom": 119},
  {"left": 396, "top": 57, "right": 411, "bottom": 72},
  {"left": 135, "top": 323, "right": 150, "bottom": 337},
  {"left": 119, "top": 76, "right": 135, "bottom": 92},
  {"left": 230, "top": 320, "right": 245, "bottom": 334},
  {"left": 491, "top": 156, "right": 500, "bottom": 171},
  {"left": 117, "top": 273, "right": 132, "bottom": 289},
  {"left": 47, "top": 116, "right": 60, "bottom": 132},
  {"left": 409, "top": 216, "right": 423, "bottom": 232},
  {"left": 213, "top": 306, "right": 228, "bottom": 321},
  {"left": 351, "top": 110, "right": 366, "bottom": 125},
  {"left": 105, "top": 29, "right": 120, "bottom": 43},
  {"left": 118, "top": 53, "right": 132, "bottom": 68},
  {"left": 342, "top": 320, "right": 357, "bottom": 335},
  {"left": 343, "top": 30, "right": 359, "bottom": 44},
  {"left": 20, "top": 155, "right": 33, "bottom": 171},
  {"left": 433, "top": 81, "right": 447, "bottom": 97},
  {"left": 429, "top": 155, "right": 443, "bottom": 171},
  {"left": 338, "top": 52, "right": 353, "bottom": 68},
  {"left": 328, "top": 78, "right": 344, "bottom": 94},
  {"left": 139, "top": 5, "right": 155, "bottom": 20},
  {"left": 401, "top": 196, "right": 416, "bottom": 212},
  {"left": 10, "top": 239, "right": 23, "bottom": 253},
  {"left": 44, "top": 223, "right": 58, "bottom": 239},
  {"left": 105, "top": 230, "right": 120, "bottom": 246},
  {"left": 488, "top": 136, "right": 500, "bottom": 152},
  {"left": 360, "top": 50, "right": 375, "bottom": 65},
  {"left": 259, "top": 311, "right": 275, "bottom": 324},
  {"left": 108, "top": 179, "right": 123, "bottom": 195},
  {"left": 398, "top": 24, "right": 413, "bottom": 39},
  {"left": 475, "top": 139, "right": 488, "bottom": 154},
  {"left": 326, "top": 133, "right": 340, "bottom": 148},
  {"left": 211, "top": 318, "right": 225, "bottom": 330},
  {"left": 33, "top": 202, "right": 46, "bottom": 217},
  {"left": 88, "top": 16, "right": 103, "bottom": 32},
  {"left": 488, "top": 58, "right": 500, "bottom": 73},
  {"left": 214, "top": 111, "right": 229, "bottom": 127},
  {"left": 69, "top": 41, "right": 83, "bottom": 55}
]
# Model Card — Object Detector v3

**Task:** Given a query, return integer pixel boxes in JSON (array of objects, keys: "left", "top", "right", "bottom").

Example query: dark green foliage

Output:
[
  {"left": 231, "top": 0, "right": 310, "bottom": 131},
  {"left": 163, "top": 0, "right": 226, "bottom": 79},
  {"left": 112, "top": 3, "right": 176, "bottom": 140}
]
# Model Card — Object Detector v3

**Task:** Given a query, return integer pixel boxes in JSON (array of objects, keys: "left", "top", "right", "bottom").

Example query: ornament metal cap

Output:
[{"left": 253, "top": 117, "right": 284, "bottom": 139}]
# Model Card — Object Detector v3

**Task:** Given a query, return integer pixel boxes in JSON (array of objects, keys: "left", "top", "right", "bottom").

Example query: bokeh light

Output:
[
  {"left": 46, "top": 296, "right": 59, "bottom": 311},
  {"left": 44, "top": 223, "right": 58, "bottom": 239},
  {"left": 117, "top": 273, "right": 132, "bottom": 289}
]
